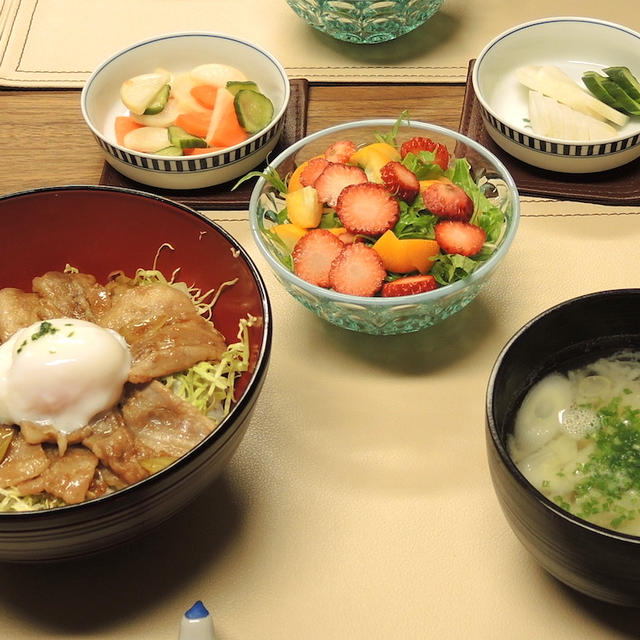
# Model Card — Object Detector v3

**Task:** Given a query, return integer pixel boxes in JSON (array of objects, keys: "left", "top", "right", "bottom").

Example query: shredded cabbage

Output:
[
  {"left": 161, "top": 314, "right": 257, "bottom": 420},
  {"left": 0, "top": 486, "right": 64, "bottom": 512}
]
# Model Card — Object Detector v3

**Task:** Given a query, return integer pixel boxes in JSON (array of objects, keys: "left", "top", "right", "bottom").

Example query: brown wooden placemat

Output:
[
  {"left": 455, "top": 60, "right": 640, "bottom": 205},
  {"left": 99, "top": 78, "right": 309, "bottom": 209}
]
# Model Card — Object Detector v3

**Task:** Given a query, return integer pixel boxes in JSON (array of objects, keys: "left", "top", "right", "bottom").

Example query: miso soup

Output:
[{"left": 508, "top": 350, "right": 640, "bottom": 535}]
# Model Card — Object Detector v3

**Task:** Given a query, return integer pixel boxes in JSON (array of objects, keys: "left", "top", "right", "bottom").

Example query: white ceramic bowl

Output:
[
  {"left": 473, "top": 17, "right": 640, "bottom": 173},
  {"left": 81, "top": 32, "right": 290, "bottom": 190}
]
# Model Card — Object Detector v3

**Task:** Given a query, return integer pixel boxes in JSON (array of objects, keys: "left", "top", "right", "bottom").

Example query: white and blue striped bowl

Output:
[
  {"left": 81, "top": 32, "right": 290, "bottom": 190},
  {"left": 472, "top": 17, "right": 640, "bottom": 174}
]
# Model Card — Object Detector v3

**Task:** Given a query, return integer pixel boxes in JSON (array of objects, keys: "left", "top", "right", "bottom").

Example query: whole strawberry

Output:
[
  {"left": 381, "top": 274, "right": 438, "bottom": 297},
  {"left": 400, "top": 136, "right": 450, "bottom": 171},
  {"left": 422, "top": 181, "right": 474, "bottom": 222},
  {"left": 380, "top": 161, "right": 420, "bottom": 202}
]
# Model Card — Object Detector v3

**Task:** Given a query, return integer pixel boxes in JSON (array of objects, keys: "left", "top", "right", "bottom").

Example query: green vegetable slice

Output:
[
  {"left": 234, "top": 89, "right": 274, "bottom": 134},
  {"left": 581, "top": 71, "right": 618, "bottom": 107},
  {"left": 601, "top": 78, "right": 640, "bottom": 116},
  {"left": 603, "top": 66, "right": 640, "bottom": 102},
  {"left": 143, "top": 84, "right": 171, "bottom": 115},
  {"left": 154, "top": 145, "right": 184, "bottom": 156},
  {"left": 168, "top": 126, "right": 207, "bottom": 149},
  {"left": 226, "top": 80, "right": 259, "bottom": 96}
]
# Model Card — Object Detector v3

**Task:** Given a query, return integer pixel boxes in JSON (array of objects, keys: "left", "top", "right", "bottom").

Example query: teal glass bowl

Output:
[
  {"left": 285, "top": 0, "right": 445, "bottom": 44},
  {"left": 248, "top": 119, "right": 520, "bottom": 336}
]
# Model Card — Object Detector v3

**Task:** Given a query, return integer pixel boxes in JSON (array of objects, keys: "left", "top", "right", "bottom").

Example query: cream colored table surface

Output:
[
  {"left": 0, "top": 204, "right": 638, "bottom": 639},
  {"left": 0, "top": 0, "right": 639, "bottom": 85}
]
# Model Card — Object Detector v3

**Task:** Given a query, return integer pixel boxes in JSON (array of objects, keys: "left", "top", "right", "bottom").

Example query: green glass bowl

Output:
[
  {"left": 248, "top": 119, "right": 520, "bottom": 336},
  {"left": 285, "top": 0, "right": 445, "bottom": 44}
]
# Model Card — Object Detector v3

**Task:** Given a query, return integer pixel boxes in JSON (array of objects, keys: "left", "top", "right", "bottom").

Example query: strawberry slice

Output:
[
  {"left": 292, "top": 228, "right": 345, "bottom": 288},
  {"left": 329, "top": 243, "right": 386, "bottom": 297},
  {"left": 381, "top": 274, "right": 439, "bottom": 297},
  {"left": 400, "top": 136, "right": 450, "bottom": 170},
  {"left": 422, "top": 181, "right": 474, "bottom": 221},
  {"left": 313, "top": 163, "right": 368, "bottom": 208},
  {"left": 324, "top": 139, "right": 357, "bottom": 163},
  {"left": 336, "top": 182, "right": 400, "bottom": 236},
  {"left": 434, "top": 221, "right": 486, "bottom": 257},
  {"left": 299, "top": 157, "right": 331, "bottom": 187},
  {"left": 380, "top": 161, "right": 420, "bottom": 202}
]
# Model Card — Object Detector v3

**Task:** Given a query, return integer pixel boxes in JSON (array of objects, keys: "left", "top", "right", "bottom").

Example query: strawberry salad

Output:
[{"left": 253, "top": 123, "right": 506, "bottom": 298}]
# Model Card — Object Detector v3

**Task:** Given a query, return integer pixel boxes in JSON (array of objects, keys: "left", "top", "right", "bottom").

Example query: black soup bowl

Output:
[
  {"left": 0, "top": 186, "right": 271, "bottom": 563},
  {"left": 486, "top": 289, "right": 640, "bottom": 606}
]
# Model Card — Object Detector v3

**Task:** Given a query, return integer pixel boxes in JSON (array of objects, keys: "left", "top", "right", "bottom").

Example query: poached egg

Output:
[{"left": 0, "top": 318, "right": 132, "bottom": 435}]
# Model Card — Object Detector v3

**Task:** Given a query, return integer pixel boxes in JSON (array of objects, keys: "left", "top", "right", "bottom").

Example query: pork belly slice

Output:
[
  {"left": 0, "top": 289, "right": 46, "bottom": 343},
  {"left": 86, "top": 465, "right": 128, "bottom": 500},
  {"left": 20, "top": 421, "right": 92, "bottom": 455},
  {"left": 31, "top": 271, "right": 111, "bottom": 322},
  {"left": 99, "top": 283, "right": 227, "bottom": 383},
  {"left": 0, "top": 429, "right": 49, "bottom": 488},
  {"left": 17, "top": 446, "right": 99, "bottom": 505},
  {"left": 0, "top": 271, "right": 111, "bottom": 343},
  {"left": 121, "top": 380, "right": 216, "bottom": 458},
  {"left": 126, "top": 317, "right": 227, "bottom": 384},
  {"left": 82, "top": 410, "right": 152, "bottom": 485}
]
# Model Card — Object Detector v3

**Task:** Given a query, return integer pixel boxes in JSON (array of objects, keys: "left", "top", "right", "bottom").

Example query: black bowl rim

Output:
[
  {"left": 486, "top": 287, "right": 640, "bottom": 544},
  {"left": 0, "top": 184, "right": 273, "bottom": 520}
]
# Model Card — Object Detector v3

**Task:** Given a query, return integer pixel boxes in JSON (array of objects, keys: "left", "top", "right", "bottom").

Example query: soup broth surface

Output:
[{"left": 509, "top": 350, "right": 640, "bottom": 535}]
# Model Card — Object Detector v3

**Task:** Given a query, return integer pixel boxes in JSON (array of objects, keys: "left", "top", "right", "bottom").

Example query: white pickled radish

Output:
[
  {"left": 123, "top": 126, "right": 171, "bottom": 153},
  {"left": 119, "top": 70, "right": 171, "bottom": 115},
  {"left": 131, "top": 98, "right": 182, "bottom": 128},
  {"left": 171, "top": 72, "right": 210, "bottom": 113},
  {"left": 206, "top": 87, "right": 235, "bottom": 144},
  {"left": 517, "top": 65, "right": 629, "bottom": 127},
  {"left": 528, "top": 90, "right": 617, "bottom": 140},
  {"left": 190, "top": 63, "right": 247, "bottom": 87}
]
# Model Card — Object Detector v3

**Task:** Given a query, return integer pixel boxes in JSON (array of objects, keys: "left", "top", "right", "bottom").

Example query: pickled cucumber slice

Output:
[
  {"left": 143, "top": 84, "right": 171, "bottom": 115},
  {"left": 168, "top": 125, "right": 207, "bottom": 149},
  {"left": 603, "top": 66, "right": 640, "bottom": 101},
  {"left": 581, "top": 71, "right": 618, "bottom": 107},
  {"left": 234, "top": 89, "right": 274, "bottom": 134},
  {"left": 601, "top": 78, "right": 640, "bottom": 116},
  {"left": 226, "top": 80, "right": 259, "bottom": 96},
  {"left": 154, "top": 146, "right": 184, "bottom": 156},
  {"left": 132, "top": 98, "right": 181, "bottom": 128}
]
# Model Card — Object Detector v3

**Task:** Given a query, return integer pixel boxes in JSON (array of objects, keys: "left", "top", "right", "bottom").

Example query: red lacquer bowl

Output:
[{"left": 0, "top": 185, "right": 271, "bottom": 562}]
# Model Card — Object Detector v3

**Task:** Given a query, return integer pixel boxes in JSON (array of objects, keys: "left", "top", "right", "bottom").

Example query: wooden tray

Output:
[{"left": 456, "top": 61, "right": 640, "bottom": 205}]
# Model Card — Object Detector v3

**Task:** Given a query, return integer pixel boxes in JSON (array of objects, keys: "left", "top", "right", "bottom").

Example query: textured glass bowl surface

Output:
[
  {"left": 286, "top": 0, "right": 445, "bottom": 44},
  {"left": 248, "top": 119, "right": 520, "bottom": 335}
]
